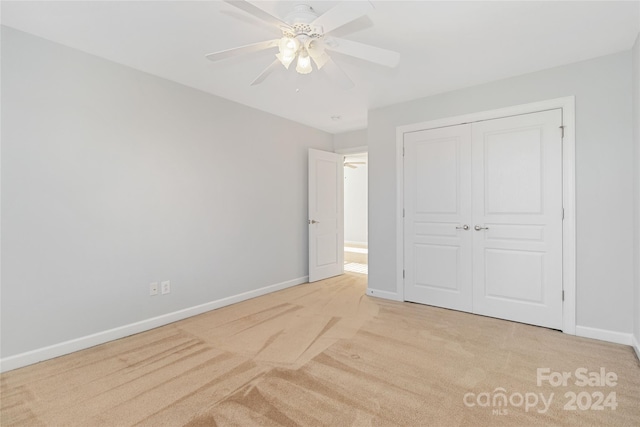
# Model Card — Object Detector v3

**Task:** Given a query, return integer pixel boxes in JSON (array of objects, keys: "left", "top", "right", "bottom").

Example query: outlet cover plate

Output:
[{"left": 161, "top": 280, "right": 171, "bottom": 295}]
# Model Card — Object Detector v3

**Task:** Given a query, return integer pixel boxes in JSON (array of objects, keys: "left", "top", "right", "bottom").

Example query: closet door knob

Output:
[
  {"left": 474, "top": 225, "right": 489, "bottom": 231},
  {"left": 456, "top": 225, "right": 469, "bottom": 230}
]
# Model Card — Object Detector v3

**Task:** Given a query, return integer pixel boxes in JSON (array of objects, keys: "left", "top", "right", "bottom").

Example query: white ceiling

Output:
[{"left": 2, "top": 1, "right": 639, "bottom": 133}]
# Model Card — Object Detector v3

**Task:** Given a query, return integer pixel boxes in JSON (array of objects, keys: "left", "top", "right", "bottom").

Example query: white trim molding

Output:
[
  {"left": 633, "top": 335, "right": 640, "bottom": 361},
  {"left": 335, "top": 146, "right": 368, "bottom": 155},
  {"left": 0, "top": 276, "right": 308, "bottom": 373},
  {"left": 395, "top": 96, "right": 577, "bottom": 335},
  {"left": 575, "top": 326, "right": 634, "bottom": 346},
  {"left": 366, "top": 288, "right": 402, "bottom": 301}
]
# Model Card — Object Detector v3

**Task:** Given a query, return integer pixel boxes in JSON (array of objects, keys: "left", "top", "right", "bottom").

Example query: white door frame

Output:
[
  {"left": 335, "top": 146, "right": 368, "bottom": 156},
  {"left": 395, "top": 96, "right": 576, "bottom": 335}
]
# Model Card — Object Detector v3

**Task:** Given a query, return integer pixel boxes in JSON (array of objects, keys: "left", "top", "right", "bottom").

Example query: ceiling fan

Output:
[
  {"left": 206, "top": 1, "right": 400, "bottom": 89},
  {"left": 344, "top": 160, "right": 366, "bottom": 169}
]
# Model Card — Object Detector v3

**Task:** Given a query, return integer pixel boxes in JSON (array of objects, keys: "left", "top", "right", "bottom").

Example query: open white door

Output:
[{"left": 309, "top": 149, "right": 344, "bottom": 282}]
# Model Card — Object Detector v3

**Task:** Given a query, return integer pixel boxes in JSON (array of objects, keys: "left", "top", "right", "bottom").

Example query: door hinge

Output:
[
  {"left": 403, "top": 270, "right": 405, "bottom": 279},
  {"left": 560, "top": 125, "right": 565, "bottom": 138},
  {"left": 562, "top": 208, "right": 565, "bottom": 220},
  {"left": 403, "top": 146, "right": 405, "bottom": 156},
  {"left": 562, "top": 290, "right": 565, "bottom": 301},
  {"left": 403, "top": 208, "right": 405, "bottom": 218}
]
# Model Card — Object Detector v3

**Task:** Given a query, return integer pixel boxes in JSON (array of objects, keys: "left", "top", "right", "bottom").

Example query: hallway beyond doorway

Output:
[{"left": 345, "top": 242, "right": 367, "bottom": 275}]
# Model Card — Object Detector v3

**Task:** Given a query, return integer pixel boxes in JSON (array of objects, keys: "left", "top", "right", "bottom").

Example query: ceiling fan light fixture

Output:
[
  {"left": 276, "top": 52, "right": 295, "bottom": 69},
  {"left": 296, "top": 51, "right": 312, "bottom": 74},
  {"left": 306, "top": 40, "right": 329, "bottom": 70},
  {"left": 277, "top": 36, "right": 302, "bottom": 69},
  {"left": 279, "top": 37, "right": 299, "bottom": 54}
]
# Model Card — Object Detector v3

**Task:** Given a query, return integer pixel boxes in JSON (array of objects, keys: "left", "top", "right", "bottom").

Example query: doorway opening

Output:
[{"left": 344, "top": 153, "right": 368, "bottom": 275}]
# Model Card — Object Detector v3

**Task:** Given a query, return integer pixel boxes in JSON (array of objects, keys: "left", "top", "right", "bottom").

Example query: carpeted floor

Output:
[{"left": 1, "top": 273, "right": 639, "bottom": 426}]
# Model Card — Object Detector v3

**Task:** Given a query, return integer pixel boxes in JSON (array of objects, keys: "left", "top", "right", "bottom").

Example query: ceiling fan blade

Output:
[
  {"left": 250, "top": 59, "right": 282, "bottom": 86},
  {"left": 322, "top": 58, "right": 354, "bottom": 90},
  {"left": 205, "top": 39, "right": 279, "bottom": 62},
  {"left": 224, "top": 0, "right": 291, "bottom": 31},
  {"left": 324, "top": 37, "right": 400, "bottom": 68},
  {"left": 312, "top": 1, "right": 374, "bottom": 35}
]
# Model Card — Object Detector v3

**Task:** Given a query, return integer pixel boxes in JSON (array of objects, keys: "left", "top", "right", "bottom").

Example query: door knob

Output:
[
  {"left": 309, "top": 219, "right": 319, "bottom": 224},
  {"left": 474, "top": 225, "right": 489, "bottom": 231},
  {"left": 456, "top": 225, "right": 470, "bottom": 230}
]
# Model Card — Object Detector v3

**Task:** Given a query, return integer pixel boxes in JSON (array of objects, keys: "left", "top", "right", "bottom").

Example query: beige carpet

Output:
[{"left": 2, "top": 273, "right": 639, "bottom": 426}]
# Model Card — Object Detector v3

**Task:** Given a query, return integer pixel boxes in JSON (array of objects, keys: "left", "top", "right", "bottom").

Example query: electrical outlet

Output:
[
  {"left": 150, "top": 282, "right": 158, "bottom": 296},
  {"left": 161, "top": 280, "right": 171, "bottom": 295}
]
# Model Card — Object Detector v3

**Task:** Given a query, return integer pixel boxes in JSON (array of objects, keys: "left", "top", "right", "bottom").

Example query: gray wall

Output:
[
  {"left": 0, "top": 27, "right": 333, "bottom": 358},
  {"left": 368, "top": 51, "right": 634, "bottom": 334},
  {"left": 344, "top": 159, "right": 368, "bottom": 245},
  {"left": 333, "top": 129, "right": 367, "bottom": 153},
  {"left": 633, "top": 33, "right": 640, "bottom": 347}
]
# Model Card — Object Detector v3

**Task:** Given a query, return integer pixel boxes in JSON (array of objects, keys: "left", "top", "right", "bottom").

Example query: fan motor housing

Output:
[{"left": 283, "top": 5, "right": 323, "bottom": 39}]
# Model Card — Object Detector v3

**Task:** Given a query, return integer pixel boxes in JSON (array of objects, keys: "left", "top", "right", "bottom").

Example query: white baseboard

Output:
[
  {"left": 0, "top": 276, "right": 308, "bottom": 373},
  {"left": 366, "top": 288, "right": 402, "bottom": 301},
  {"left": 633, "top": 335, "right": 640, "bottom": 362},
  {"left": 345, "top": 241, "right": 368, "bottom": 247},
  {"left": 574, "top": 325, "right": 633, "bottom": 346}
]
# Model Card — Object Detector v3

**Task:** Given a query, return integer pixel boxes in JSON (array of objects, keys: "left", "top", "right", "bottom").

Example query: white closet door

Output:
[
  {"left": 403, "top": 109, "right": 564, "bottom": 330},
  {"left": 471, "top": 109, "right": 563, "bottom": 329},
  {"left": 404, "top": 125, "right": 473, "bottom": 312}
]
